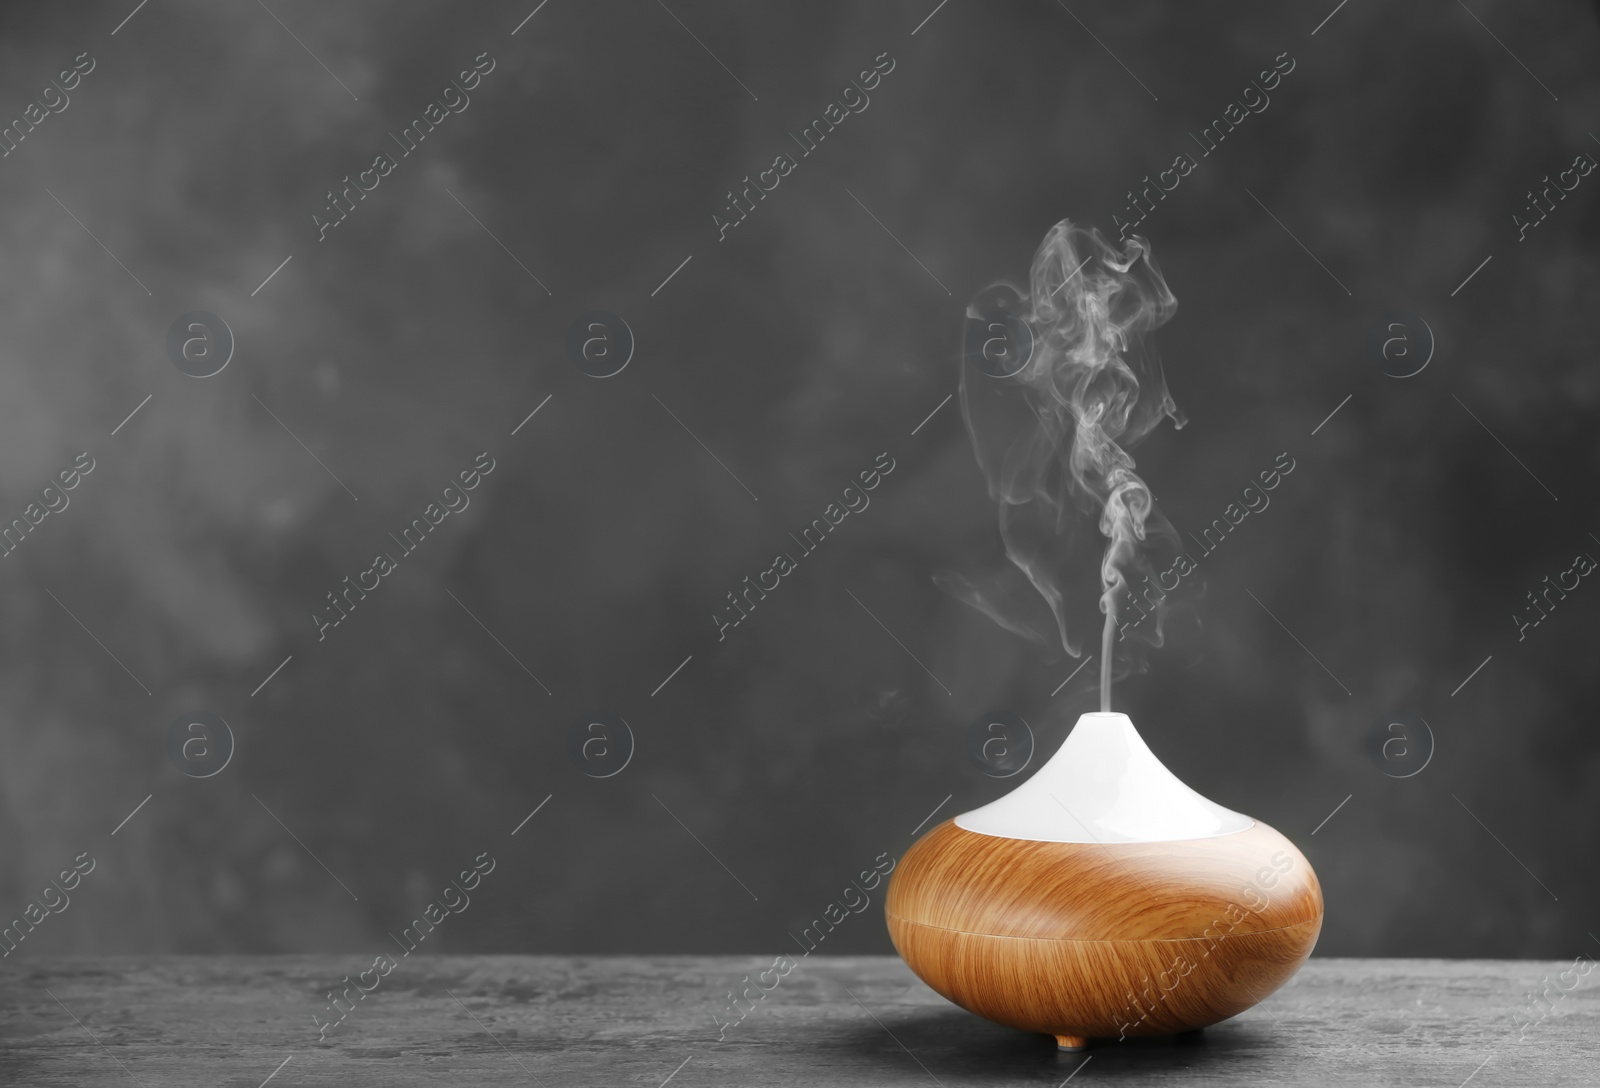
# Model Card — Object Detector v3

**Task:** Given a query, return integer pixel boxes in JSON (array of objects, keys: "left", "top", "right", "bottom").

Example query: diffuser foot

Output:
[{"left": 1054, "top": 1034, "right": 1088, "bottom": 1051}]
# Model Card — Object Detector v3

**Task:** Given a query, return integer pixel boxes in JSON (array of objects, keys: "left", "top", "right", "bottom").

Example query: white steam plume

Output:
[{"left": 942, "top": 220, "right": 1184, "bottom": 710}]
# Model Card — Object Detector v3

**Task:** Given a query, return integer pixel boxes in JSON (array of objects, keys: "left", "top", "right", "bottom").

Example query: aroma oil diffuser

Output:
[{"left": 886, "top": 711, "right": 1322, "bottom": 1049}]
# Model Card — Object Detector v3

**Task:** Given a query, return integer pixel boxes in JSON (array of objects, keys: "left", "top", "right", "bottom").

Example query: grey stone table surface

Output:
[{"left": 0, "top": 956, "right": 1592, "bottom": 1086}]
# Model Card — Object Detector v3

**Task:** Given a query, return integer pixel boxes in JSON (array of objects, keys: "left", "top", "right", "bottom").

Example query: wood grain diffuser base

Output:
[{"left": 886, "top": 712, "right": 1322, "bottom": 1049}]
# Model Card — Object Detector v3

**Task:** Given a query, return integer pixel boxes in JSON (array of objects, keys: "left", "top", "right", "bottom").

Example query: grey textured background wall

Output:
[{"left": 1, "top": 0, "right": 1596, "bottom": 962}]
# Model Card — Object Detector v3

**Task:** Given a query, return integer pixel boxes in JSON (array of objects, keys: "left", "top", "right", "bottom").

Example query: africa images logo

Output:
[
  {"left": 712, "top": 50, "right": 896, "bottom": 242},
  {"left": 312, "top": 51, "right": 497, "bottom": 242}
]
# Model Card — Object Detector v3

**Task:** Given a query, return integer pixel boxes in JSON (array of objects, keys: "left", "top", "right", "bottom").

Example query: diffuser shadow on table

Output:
[
  {"left": 801, "top": 955, "right": 1291, "bottom": 1087},
  {"left": 824, "top": 1004, "right": 1274, "bottom": 1084}
]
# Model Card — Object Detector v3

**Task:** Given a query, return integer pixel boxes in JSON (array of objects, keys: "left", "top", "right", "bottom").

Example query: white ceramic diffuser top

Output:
[{"left": 954, "top": 712, "right": 1253, "bottom": 844}]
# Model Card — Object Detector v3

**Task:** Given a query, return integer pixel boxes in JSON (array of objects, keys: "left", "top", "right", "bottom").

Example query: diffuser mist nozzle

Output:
[{"left": 953, "top": 712, "right": 1253, "bottom": 844}]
